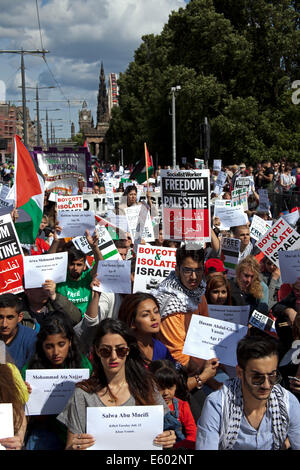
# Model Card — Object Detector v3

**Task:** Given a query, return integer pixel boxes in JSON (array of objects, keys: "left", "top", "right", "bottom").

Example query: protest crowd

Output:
[{"left": 1, "top": 143, "right": 300, "bottom": 452}]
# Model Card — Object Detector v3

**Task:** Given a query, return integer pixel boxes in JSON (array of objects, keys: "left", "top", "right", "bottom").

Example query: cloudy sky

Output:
[{"left": 0, "top": 0, "right": 186, "bottom": 144}]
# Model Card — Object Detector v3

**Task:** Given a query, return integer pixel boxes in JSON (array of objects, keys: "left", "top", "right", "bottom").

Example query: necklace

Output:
[{"left": 106, "top": 381, "right": 127, "bottom": 403}]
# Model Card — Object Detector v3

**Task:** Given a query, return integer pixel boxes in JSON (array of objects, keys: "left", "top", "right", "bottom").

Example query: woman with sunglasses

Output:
[
  {"left": 57, "top": 318, "right": 176, "bottom": 450},
  {"left": 21, "top": 311, "right": 92, "bottom": 450}
]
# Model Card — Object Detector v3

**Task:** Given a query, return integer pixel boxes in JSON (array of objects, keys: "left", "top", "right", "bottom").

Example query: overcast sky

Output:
[{"left": 0, "top": 0, "right": 186, "bottom": 144}]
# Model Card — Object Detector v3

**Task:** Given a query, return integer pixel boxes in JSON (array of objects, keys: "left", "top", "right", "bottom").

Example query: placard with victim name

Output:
[
  {"left": 0, "top": 213, "right": 24, "bottom": 295},
  {"left": 182, "top": 315, "right": 248, "bottom": 367}
]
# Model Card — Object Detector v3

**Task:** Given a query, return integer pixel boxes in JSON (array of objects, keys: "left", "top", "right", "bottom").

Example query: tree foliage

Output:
[{"left": 106, "top": 0, "right": 300, "bottom": 166}]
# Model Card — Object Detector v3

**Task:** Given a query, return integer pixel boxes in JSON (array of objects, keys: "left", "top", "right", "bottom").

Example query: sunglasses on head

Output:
[{"left": 97, "top": 345, "right": 130, "bottom": 358}]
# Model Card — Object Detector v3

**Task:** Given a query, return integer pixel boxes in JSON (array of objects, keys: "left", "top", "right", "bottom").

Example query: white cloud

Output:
[{"left": 0, "top": 0, "right": 185, "bottom": 138}]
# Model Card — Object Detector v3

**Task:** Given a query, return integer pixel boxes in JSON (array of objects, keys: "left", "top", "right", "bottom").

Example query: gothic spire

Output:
[{"left": 96, "top": 61, "right": 109, "bottom": 125}]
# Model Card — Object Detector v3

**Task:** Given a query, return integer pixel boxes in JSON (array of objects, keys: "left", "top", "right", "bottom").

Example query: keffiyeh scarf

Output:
[
  {"left": 151, "top": 271, "right": 206, "bottom": 320},
  {"left": 219, "top": 378, "right": 290, "bottom": 450}
]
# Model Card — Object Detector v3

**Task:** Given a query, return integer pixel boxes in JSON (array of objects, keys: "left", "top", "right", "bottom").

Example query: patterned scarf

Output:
[
  {"left": 151, "top": 271, "right": 206, "bottom": 319},
  {"left": 219, "top": 378, "right": 289, "bottom": 450}
]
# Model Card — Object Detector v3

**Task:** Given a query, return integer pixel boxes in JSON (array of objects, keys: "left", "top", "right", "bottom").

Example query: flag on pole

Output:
[
  {"left": 10, "top": 135, "right": 45, "bottom": 244},
  {"left": 129, "top": 143, "right": 153, "bottom": 184}
]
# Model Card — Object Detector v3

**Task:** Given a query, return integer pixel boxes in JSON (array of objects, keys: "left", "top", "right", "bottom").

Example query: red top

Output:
[{"left": 169, "top": 398, "right": 197, "bottom": 449}]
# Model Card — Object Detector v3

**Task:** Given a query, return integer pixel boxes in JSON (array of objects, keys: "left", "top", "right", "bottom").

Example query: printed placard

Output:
[
  {"left": 221, "top": 237, "right": 241, "bottom": 278},
  {"left": 208, "top": 304, "right": 250, "bottom": 326},
  {"left": 234, "top": 176, "right": 254, "bottom": 193},
  {"left": 57, "top": 195, "right": 83, "bottom": 211},
  {"left": 86, "top": 405, "right": 164, "bottom": 450},
  {"left": 94, "top": 260, "right": 131, "bottom": 294},
  {"left": 125, "top": 205, "right": 154, "bottom": 242},
  {"left": 23, "top": 252, "right": 68, "bottom": 288},
  {"left": 160, "top": 169, "right": 211, "bottom": 242},
  {"left": 249, "top": 310, "right": 277, "bottom": 336},
  {"left": 0, "top": 184, "right": 14, "bottom": 215},
  {"left": 0, "top": 213, "right": 24, "bottom": 295},
  {"left": 213, "top": 160, "right": 222, "bottom": 172},
  {"left": 57, "top": 210, "right": 95, "bottom": 238},
  {"left": 0, "top": 403, "right": 14, "bottom": 439},
  {"left": 182, "top": 315, "right": 248, "bottom": 367},
  {"left": 231, "top": 188, "right": 248, "bottom": 211},
  {"left": 25, "top": 369, "right": 90, "bottom": 415},
  {"left": 133, "top": 245, "right": 177, "bottom": 292},
  {"left": 250, "top": 215, "right": 272, "bottom": 242},
  {"left": 256, "top": 217, "right": 300, "bottom": 267},
  {"left": 278, "top": 249, "right": 300, "bottom": 284},
  {"left": 214, "top": 205, "right": 248, "bottom": 229}
]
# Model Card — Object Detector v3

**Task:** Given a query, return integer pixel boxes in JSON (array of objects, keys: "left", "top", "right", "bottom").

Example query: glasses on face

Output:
[
  {"left": 97, "top": 346, "right": 130, "bottom": 358},
  {"left": 181, "top": 267, "right": 203, "bottom": 276},
  {"left": 244, "top": 370, "right": 282, "bottom": 387}
]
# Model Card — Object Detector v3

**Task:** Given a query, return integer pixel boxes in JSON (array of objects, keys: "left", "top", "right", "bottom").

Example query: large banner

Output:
[
  {"left": 33, "top": 148, "right": 93, "bottom": 194},
  {"left": 0, "top": 213, "right": 24, "bottom": 295},
  {"left": 160, "top": 169, "right": 211, "bottom": 242}
]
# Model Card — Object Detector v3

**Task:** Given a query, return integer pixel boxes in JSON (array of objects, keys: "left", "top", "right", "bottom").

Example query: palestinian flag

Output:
[
  {"left": 129, "top": 143, "right": 153, "bottom": 184},
  {"left": 10, "top": 135, "right": 45, "bottom": 244}
]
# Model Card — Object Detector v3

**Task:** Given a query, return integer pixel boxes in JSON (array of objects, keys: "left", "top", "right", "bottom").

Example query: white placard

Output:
[
  {"left": 278, "top": 249, "right": 300, "bottom": 284},
  {"left": 95, "top": 260, "right": 131, "bottom": 294},
  {"left": 214, "top": 205, "right": 248, "bottom": 228},
  {"left": 182, "top": 315, "right": 248, "bottom": 367},
  {"left": 86, "top": 405, "right": 164, "bottom": 450},
  {"left": 23, "top": 252, "right": 68, "bottom": 288},
  {"left": 0, "top": 403, "right": 14, "bottom": 439},
  {"left": 221, "top": 237, "right": 241, "bottom": 279},
  {"left": 25, "top": 369, "right": 90, "bottom": 416},
  {"left": 213, "top": 199, "right": 232, "bottom": 230},
  {"left": 250, "top": 215, "right": 272, "bottom": 241},
  {"left": 57, "top": 210, "right": 95, "bottom": 238},
  {"left": 57, "top": 195, "right": 83, "bottom": 211},
  {"left": 125, "top": 205, "right": 155, "bottom": 242},
  {"left": 0, "top": 184, "right": 14, "bottom": 216},
  {"left": 133, "top": 244, "right": 177, "bottom": 292},
  {"left": 208, "top": 304, "right": 250, "bottom": 326},
  {"left": 257, "top": 189, "right": 270, "bottom": 212},
  {"left": 213, "top": 160, "right": 222, "bottom": 172},
  {"left": 256, "top": 217, "right": 300, "bottom": 267},
  {"left": 282, "top": 211, "right": 300, "bottom": 227}
]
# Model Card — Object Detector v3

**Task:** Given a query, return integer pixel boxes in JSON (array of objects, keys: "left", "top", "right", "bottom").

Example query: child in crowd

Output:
[{"left": 149, "top": 360, "right": 197, "bottom": 449}]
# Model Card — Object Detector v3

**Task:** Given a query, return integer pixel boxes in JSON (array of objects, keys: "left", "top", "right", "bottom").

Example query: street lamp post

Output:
[{"left": 171, "top": 86, "right": 181, "bottom": 169}]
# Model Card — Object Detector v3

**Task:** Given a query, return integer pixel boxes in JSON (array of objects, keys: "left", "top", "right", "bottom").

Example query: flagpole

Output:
[{"left": 144, "top": 142, "right": 149, "bottom": 193}]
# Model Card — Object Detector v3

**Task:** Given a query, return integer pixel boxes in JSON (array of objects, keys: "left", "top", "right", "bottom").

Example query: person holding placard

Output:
[
  {"left": 196, "top": 335, "right": 300, "bottom": 450},
  {"left": 56, "top": 232, "right": 101, "bottom": 314},
  {"left": 230, "top": 225, "right": 254, "bottom": 262},
  {"left": 21, "top": 311, "right": 92, "bottom": 450},
  {"left": 20, "top": 279, "right": 83, "bottom": 329},
  {"left": 57, "top": 318, "right": 176, "bottom": 450}
]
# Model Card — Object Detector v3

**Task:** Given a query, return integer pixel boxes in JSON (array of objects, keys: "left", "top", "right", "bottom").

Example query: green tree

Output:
[{"left": 107, "top": 0, "right": 300, "bottom": 166}]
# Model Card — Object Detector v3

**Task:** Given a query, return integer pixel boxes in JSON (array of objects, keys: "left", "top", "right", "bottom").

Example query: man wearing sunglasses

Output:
[{"left": 196, "top": 335, "right": 300, "bottom": 450}]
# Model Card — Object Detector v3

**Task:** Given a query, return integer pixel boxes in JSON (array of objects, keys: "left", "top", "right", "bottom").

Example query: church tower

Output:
[{"left": 96, "top": 62, "right": 109, "bottom": 126}]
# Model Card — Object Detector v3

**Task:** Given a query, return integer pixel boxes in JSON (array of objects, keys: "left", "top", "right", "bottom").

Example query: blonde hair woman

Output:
[{"left": 229, "top": 255, "right": 269, "bottom": 316}]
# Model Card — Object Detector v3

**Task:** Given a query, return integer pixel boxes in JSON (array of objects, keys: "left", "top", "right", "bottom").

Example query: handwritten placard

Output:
[{"left": 278, "top": 249, "right": 300, "bottom": 284}]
